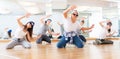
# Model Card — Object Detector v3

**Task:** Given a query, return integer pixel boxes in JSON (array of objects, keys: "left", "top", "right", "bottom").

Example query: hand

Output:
[
  {"left": 55, "top": 33, "right": 60, "bottom": 36},
  {"left": 113, "top": 31, "right": 117, "bottom": 34},
  {"left": 90, "top": 24, "right": 95, "bottom": 29},
  {"left": 46, "top": 15, "right": 52, "bottom": 18},
  {"left": 81, "top": 17, "right": 86, "bottom": 20},
  {"left": 68, "top": 5, "right": 77, "bottom": 10},
  {"left": 89, "top": 30, "right": 92, "bottom": 32},
  {"left": 25, "top": 13, "right": 31, "bottom": 18}
]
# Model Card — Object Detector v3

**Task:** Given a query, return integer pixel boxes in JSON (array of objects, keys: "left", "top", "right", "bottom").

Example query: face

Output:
[
  {"left": 27, "top": 23, "right": 32, "bottom": 28},
  {"left": 71, "top": 11, "right": 78, "bottom": 18},
  {"left": 106, "top": 25, "right": 111, "bottom": 29},
  {"left": 46, "top": 20, "right": 51, "bottom": 25}
]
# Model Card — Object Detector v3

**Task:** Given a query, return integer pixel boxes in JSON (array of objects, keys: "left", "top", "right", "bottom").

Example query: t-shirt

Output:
[
  {"left": 63, "top": 17, "right": 82, "bottom": 32},
  {"left": 98, "top": 26, "right": 108, "bottom": 39},
  {"left": 38, "top": 24, "right": 50, "bottom": 35},
  {"left": 14, "top": 27, "right": 27, "bottom": 38}
]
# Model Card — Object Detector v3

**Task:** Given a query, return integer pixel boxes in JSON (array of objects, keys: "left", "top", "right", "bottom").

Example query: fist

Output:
[
  {"left": 81, "top": 17, "right": 86, "bottom": 20},
  {"left": 91, "top": 24, "right": 95, "bottom": 29},
  {"left": 25, "top": 13, "right": 31, "bottom": 18},
  {"left": 69, "top": 5, "right": 77, "bottom": 10}
]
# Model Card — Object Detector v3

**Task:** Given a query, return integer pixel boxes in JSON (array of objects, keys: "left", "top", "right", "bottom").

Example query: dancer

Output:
[
  {"left": 57, "top": 5, "right": 84, "bottom": 48},
  {"left": 36, "top": 15, "right": 59, "bottom": 44},
  {"left": 57, "top": 17, "right": 94, "bottom": 43},
  {"left": 6, "top": 13, "right": 35, "bottom": 49},
  {"left": 78, "top": 17, "right": 94, "bottom": 42},
  {"left": 2, "top": 28, "right": 12, "bottom": 39},
  {"left": 93, "top": 20, "right": 115, "bottom": 44}
]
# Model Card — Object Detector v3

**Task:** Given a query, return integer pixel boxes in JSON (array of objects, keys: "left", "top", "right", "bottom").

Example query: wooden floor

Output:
[{"left": 0, "top": 40, "right": 120, "bottom": 59}]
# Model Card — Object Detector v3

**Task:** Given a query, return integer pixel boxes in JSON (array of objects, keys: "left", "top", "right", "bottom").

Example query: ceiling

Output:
[{"left": 0, "top": 0, "right": 120, "bottom": 18}]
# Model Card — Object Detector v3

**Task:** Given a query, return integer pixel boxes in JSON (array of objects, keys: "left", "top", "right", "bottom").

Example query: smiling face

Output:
[
  {"left": 47, "top": 20, "right": 51, "bottom": 25},
  {"left": 46, "top": 19, "right": 52, "bottom": 25},
  {"left": 26, "top": 23, "right": 32, "bottom": 28},
  {"left": 71, "top": 10, "right": 78, "bottom": 19}
]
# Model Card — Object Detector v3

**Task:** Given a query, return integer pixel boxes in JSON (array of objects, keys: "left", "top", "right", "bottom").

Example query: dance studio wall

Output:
[{"left": 0, "top": 13, "right": 64, "bottom": 37}]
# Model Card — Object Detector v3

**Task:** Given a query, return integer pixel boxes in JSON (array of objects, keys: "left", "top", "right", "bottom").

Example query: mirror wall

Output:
[{"left": 0, "top": 0, "right": 120, "bottom": 39}]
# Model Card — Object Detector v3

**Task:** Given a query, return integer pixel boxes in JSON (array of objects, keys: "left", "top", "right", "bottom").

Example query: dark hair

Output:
[
  {"left": 81, "top": 20, "right": 84, "bottom": 23},
  {"left": 24, "top": 21, "right": 35, "bottom": 42},
  {"left": 45, "top": 19, "right": 52, "bottom": 24},
  {"left": 108, "top": 28, "right": 111, "bottom": 33},
  {"left": 107, "top": 22, "right": 112, "bottom": 26}
]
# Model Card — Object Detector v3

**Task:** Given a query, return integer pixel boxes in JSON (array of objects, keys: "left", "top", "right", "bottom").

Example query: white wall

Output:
[
  {"left": 0, "top": 11, "right": 119, "bottom": 38},
  {"left": 89, "top": 7, "right": 103, "bottom": 38},
  {"left": 0, "top": 15, "right": 41, "bottom": 36},
  {"left": 0, "top": 12, "right": 64, "bottom": 37},
  {"left": 89, "top": 8, "right": 119, "bottom": 37}
]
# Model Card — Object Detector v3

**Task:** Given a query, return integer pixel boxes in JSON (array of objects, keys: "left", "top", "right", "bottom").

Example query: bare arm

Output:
[
  {"left": 81, "top": 24, "right": 94, "bottom": 31},
  {"left": 48, "top": 29, "right": 59, "bottom": 36},
  {"left": 63, "top": 5, "right": 76, "bottom": 19},
  {"left": 40, "top": 15, "right": 51, "bottom": 24},
  {"left": 99, "top": 21, "right": 107, "bottom": 28},
  {"left": 106, "top": 31, "right": 116, "bottom": 37},
  {"left": 17, "top": 13, "right": 31, "bottom": 28}
]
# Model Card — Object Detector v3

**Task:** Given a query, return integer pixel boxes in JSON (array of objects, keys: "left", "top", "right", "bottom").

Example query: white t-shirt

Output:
[
  {"left": 98, "top": 27, "right": 108, "bottom": 39},
  {"left": 63, "top": 17, "right": 81, "bottom": 32},
  {"left": 14, "top": 27, "right": 27, "bottom": 38}
]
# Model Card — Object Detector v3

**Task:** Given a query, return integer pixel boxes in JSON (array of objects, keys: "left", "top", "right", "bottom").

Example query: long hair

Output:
[
  {"left": 81, "top": 20, "right": 84, "bottom": 24},
  {"left": 108, "top": 28, "right": 111, "bottom": 33},
  {"left": 24, "top": 21, "right": 35, "bottom": 42},
  {"left": 107, "top": 22, "right": 112, "bottom": 33}
]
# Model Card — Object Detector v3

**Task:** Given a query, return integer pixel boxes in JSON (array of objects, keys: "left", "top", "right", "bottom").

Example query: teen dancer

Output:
[
  {"left": 6, "top": 13, "right": 35, "bottom": 49},
  {"left": 57, "top": 5, "right": 84, "bottom": 48},
  {"left": 78, "top": 17, "right": 94, "bottom": 42},
  {"left": 93, "top": 20, "right": 115, "bottom": 44},
  {"left": 36, "top": 15, "right": 59, "bottom": 44}
]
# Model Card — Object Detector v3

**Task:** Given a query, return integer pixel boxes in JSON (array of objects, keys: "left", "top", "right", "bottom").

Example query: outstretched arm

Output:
[
  {"left": 99, "top": 20, "right": 108, "bottom": 28},
  {"left": 48, "top": 29, "right": 59, "bottom": 36},
  {"left": 81, "top": 24, "right": 94, "bottom": 31},
  {"left": 106, "top": 31, "right": 116, "bottom": 37}
]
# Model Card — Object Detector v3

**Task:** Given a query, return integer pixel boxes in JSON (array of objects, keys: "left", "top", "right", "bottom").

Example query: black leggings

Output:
[{"left": 36, "top": 35, "right": 51, "bottom": 44}]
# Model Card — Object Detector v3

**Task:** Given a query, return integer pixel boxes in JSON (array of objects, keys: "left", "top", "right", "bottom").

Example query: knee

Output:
[
  {"left": 77, "top": 45, "right": 84, "bottom": 48},
  {"left": 57, "top": 43, "right": 63, "bottom": 48},
  {"left": 6, "top": 45, "right": 13, "bottom": 49},
  {"left": 6, "top": 43, "right": 15, "bottom": 49},
  {"left": 77, "top": 43, "right": 84, "bottom": 48},
  {"left": 36, "top": 39, "right": 42, "bottom": 44}
]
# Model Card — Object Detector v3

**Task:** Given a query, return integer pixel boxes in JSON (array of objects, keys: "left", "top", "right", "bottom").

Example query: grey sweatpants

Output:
[{"left": 6, "top": 38, "right": 31, "bottom": 49}]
